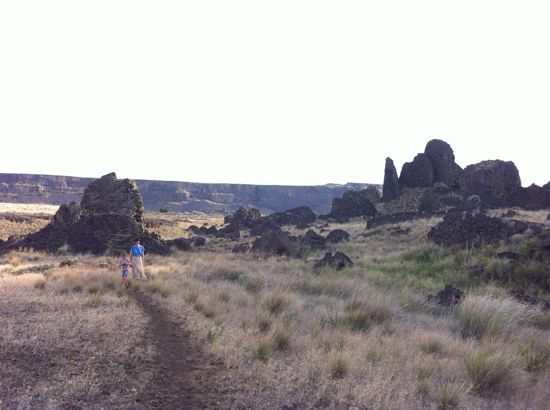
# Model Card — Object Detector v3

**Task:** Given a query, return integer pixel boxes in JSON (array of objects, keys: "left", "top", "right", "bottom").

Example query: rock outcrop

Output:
[
  {"left": 1, "top": 173, "right": 169, "bottom": 255},
  {"left": 426, "top": 209, "right": 538, "bottom": 248},
  {"left": 265, "top": 206, "right": 316, "bottom": 227},
  {"left": 325, "top": 229, "right": 350, "bottom": 244},
  {"left": 399, "top": 153, "right": 434, "bottom": 189},
  {"left": 458, "top": 160, "right": 522, "bottom": 207},
  {"left": 321, "top": 189, "right": 377, "bottom": 222},
  {"left": 424, "top": 139, "right": 462, "bottom": 187},
  {"left": 382, "top": 157, "right": 400, "bottom": 201}
]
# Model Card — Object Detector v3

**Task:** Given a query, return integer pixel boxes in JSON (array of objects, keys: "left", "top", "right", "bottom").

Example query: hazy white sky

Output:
[{"left": 1, "top": 1, "right": 549, "bottom": 186}]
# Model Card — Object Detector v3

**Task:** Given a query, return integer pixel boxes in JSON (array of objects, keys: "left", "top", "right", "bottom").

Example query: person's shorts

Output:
[{"left": 121, "top": 269, "right": 128, "bottom": 278}]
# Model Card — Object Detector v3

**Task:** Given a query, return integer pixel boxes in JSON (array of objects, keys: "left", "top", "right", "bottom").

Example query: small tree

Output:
[{"left": 159, "top": 205, "right": 171, "bottom": 213}]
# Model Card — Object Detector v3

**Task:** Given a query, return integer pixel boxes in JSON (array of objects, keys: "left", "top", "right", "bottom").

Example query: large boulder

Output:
[
  {"left": 325, "top": 229, "right": 350, "bottom": 244},
  {"left": 81, "top": 172, "right": 144, "bottom": 224},
  {"left": 459, "top": 160, "right": 522, "bottom": 207},
  {"left": 424, "top": 139, "right": 462, "bottom": 188},
  {"left": 399, "top": 153, "right": 434, "bottom": 189},
  {"left": 249, "top": 219, "right": 281, "bottom": 236},
  {"left": 266, "top": 206, "right": 316, "bottom": 227},
  {"left": 321, "top": 189, "right": 377, "bottom": 222},
  {"left": 314, "top": 252, "right": 354, "bottom": 271},
  {"left": 300, "top": 229, "right": 326, "bottom": 250},
  {"left": 382, "top": 157, "right": 400, "bottom": 201},
  {"left": 230, "top": 206, "right": 262, "bottom": 229},
  {"left": 252, "top": 230, "right": 297, "bottom": 257},
  {"left": 52, "top": 201, "right": 83, "bottom": 226}
]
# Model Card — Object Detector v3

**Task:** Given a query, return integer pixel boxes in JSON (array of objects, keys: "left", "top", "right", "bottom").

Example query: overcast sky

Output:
[{"left": 1, "top": 1, "right": 548, "bottom": 186}]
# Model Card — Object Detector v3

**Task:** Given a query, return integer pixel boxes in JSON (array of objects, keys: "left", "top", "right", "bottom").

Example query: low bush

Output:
[{"left": 464, "top": 349, "right": 522, "bottom": 394}]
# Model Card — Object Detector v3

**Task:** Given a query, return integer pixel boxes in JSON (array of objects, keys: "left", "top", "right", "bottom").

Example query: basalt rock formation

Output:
[
  {"left": 321, "top": 189, "right": 377, "bottom": 222},
  {"left": 458, "top": 160, "right": 522, "bottom": 207},
  {"left": 0, "top": 173, "right": 170, "bottom": 255},
  {"left": 382, "top": 157, "right": 400, "bottom": 201}
]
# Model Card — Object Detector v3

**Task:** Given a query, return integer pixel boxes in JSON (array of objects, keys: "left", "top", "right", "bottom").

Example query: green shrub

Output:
[
  {"left": 518, "top": 337, "right": 550, "bottom": 372},
  {"left": 34, "top": 279, "right": 46, "bottom": 290},
  {"left": 206, "top": 325, "right": 224, "bottom": 343},
  {"left": 339, "top": 297, "right": 392, "bottom": 331},
  {"left": 159, "top": 205, "right": 171, "bottom": 213}
]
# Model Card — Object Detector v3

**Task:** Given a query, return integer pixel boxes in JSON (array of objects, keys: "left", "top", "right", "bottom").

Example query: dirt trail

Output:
[{"left": 131, "top": 290, "right": 231, "bottom": 409}]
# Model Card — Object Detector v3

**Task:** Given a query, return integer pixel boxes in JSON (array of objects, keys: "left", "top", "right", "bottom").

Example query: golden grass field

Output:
[{"left": 1, "top": 205, "right": 550, "bottom": 409}]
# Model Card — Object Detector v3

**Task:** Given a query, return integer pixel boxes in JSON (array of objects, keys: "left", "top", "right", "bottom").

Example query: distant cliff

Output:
[{"left": 0, "top": 173, "right": 379, "bottom": 214}]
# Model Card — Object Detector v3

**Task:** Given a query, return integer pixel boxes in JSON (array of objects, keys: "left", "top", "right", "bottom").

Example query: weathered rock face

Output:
[
  {"left": 265, "top": 206, "right": 316, "bottom": 227},
  {"left": 322, "top": 190, "right": 377, "bottom": 222},
  {"left": 459, "top": 160, "right": 522, "bottom": 206},
  {"left": 3, "top": 173, "right": 169, "bottom": 255},
  {"left": 314, "top": 252, "right": 354, "bottom": 271},
  {"left": 510, "top": 184, "right": 550, "bottom": 210},
  {"left": 81, "top": 173, "right": 144, "bottom": 223},
  {"left": 399, "top": 153, "right": 434, "bottom": 189},
  {"left": 0, "top": 173, "right": 377, "bottom": 214},
  {"left": 382, "top": 157, "right": 400, "bottom": 201},
  {"left": 424, "top": 139, "right": 463, "bottom": 187}
]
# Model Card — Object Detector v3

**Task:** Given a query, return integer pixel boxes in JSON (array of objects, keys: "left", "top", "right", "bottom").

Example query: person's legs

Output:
[
  {"left": 131, "top": 261, "right": 139, "bottom": 280},
  {"left": 133, "top": 256, "right": 147, "bottom": 280}
]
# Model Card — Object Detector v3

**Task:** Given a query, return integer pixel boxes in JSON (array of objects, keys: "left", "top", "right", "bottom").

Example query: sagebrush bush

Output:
[
  {"left": 464, "top": 349, "right": 522, "bottom": 394},
  {"left": 272, "top": 325, "right": 291, "bottom": 351},
  {"left": 456, "top": 294, "right": 533, "bottom": 339},
  {"left": 419, "top": 335, "right": 445, "bottom": 355},
  {"left": 340, "top": 296, "right": 392, "bottom": 331}
]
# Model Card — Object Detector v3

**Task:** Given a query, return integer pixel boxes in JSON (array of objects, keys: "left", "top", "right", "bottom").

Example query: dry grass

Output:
[{"left": 1, "top": 208, "right": 550, "bottom": 408}]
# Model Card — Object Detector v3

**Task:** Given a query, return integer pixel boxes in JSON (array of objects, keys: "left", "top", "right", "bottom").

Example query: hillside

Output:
[{"left": 0, "top": 173, "right": 376, "bottom": 214}]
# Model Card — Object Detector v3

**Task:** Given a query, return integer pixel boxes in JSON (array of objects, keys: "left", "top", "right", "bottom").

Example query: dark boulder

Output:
[
  {"left": 321, "top": 190, "right": 377, "bottom": 222},
  {"left": 217, "top": 225, "right": 240, "bottom": 240},
  {"left": 187, "top": 225, "right": 202, "bottom": 235},
  {"left": 314, "top": 252, "right": 354, "bottom": 271},
  {"left": 252, "top": 230, "right": 297, "bottom": 257},
  {"left": 266, "top": 206, "right": 316, "bottom": 227},
  {"left": 165, "top": 237, "right": 192, "bottom": 251},
  {"left": 224, "top": 214, "right": 234, "bottom": 224},
  {"left": 459, "top": 160, "right": 522, "bottom": 207},
  {"left": 300, "top": 230, "right": 326, "bottom": 250},
  {"left": 325, "top": 229, "right": 350, "bottom": 244},
  {"left": 510, "top": 184, "right": 550, "bottom": 210},
  {"left": 424, "top": 139, "right": 462, "bottom": 187},
  {"left": 429, "top": 284, "right": 464, "bottom": 306},
  {"left": 205, "top": 226, "right": 218, "bottom": 236},
  {"left": 250, "top": 220, "right": 281, "bottom": 237},
  {"left": 230, "top": 206, "right": 262, "bottom": 229},
  {"left": 382, "top": 157, "right": 400, "bottom": 201},
  {"left": 192, "top": 236, "right": 206, "bottom": 247},
  {"left": 232, "top": 243, "right": 250, "bottom": 253},
  {"left": 427, "top": 210, "right": 515, "bottom": 247},
  {"left": 399, "top": 153, "right": 434, "bottom": 189}
]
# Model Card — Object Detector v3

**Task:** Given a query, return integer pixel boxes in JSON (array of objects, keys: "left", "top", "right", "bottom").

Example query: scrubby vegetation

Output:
[{"left": 2, "top": 209, "right": 550, "bottom": 409}]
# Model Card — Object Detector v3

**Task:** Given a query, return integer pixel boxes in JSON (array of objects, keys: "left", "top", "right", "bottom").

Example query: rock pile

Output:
[
  {"left": 314, "top": 252, "right": 354, "bottom": 271},
  {"left": 321, "top": 189, "right": 377, "bottom": 222}
]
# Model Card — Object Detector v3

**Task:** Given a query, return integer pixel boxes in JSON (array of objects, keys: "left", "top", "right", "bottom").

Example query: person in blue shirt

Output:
[{"left": 130, "top": 238, "right": 147, "bottom": 281}]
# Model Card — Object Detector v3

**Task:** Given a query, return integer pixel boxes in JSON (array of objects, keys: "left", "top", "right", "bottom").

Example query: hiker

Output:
[
  {"left": 130, "top": 238, "right": 147, "bottom": 281},
  {"left": 119, "top": 251, "right": 132, "bottom": 288}
]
